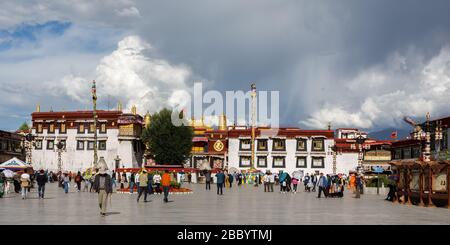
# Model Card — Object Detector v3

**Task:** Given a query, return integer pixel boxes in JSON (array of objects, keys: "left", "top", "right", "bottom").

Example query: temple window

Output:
[
  {"left": 34, "top": 140, "right": 42, "bottom": 150},
  {"left": 257, "top": 139, "right": 268, "bottom": 151},
  {"left": 78, "top": 123, "right": 85, "bottom": 134},
  {"left": 257, "top": 156, "right": 267, "bottom": 167},
  {"left": 48, "top": 124, "right": 55, "bottom": 134},
  {"left": 87, "top": 141, "right": 95, "bottom": 150},
  {"left": 312, "top": 139, "right": 324, "bottom": 151},
  {"left": 37, "top": 124, "right": 43, "bottom": 133},
  {"left": 272, "top": 139, "right": 286, "bottom": 151},
  {"left": 60, "top": 123, "right": 66, "bottom": 134},
  {"left": 88, "top": 123, "right": 95, "bottom": 133},
  {"left": 239, "top": 139, "right": 251, "bottom": 151},
  {"left": 239, "top": 156, "right": 251, "bottom": 167},
  {"left": 100, "top": 123, "right": 107, "bottom": 134},
  {"left": 296, "top": 157, "right": 307, "bottom": 168},
  {"left": 272, "top": 156, "right": 286, "bottom": 168},
  {"left": 47, "top": 140, "right": 54, "bottom": 150},
  {"left": 311, "top": 157, "right": 324, "bottom": 168},
  {"left": 296, "top": 139, "right": 307, "bottom": 151},
  {"left": 99, "top": 141, "right": 107, "bottom": 150},
  {"left": 77, "top": 141, "right": 84, "bottom": 150}
]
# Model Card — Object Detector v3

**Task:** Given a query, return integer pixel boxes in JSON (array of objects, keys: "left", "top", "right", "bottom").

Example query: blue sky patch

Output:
[{"left": 0, "top": 21, "right": 71, "bottom": 51}]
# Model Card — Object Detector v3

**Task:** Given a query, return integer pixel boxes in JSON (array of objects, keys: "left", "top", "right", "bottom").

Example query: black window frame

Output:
[
  {"left": 98, "top": 140, "right": 107, "bottom": 150},
  {"left": 59, "top": 140, "right": 66, "bottom": 150},
  {"left": 312, "top": 138, "right": 325, "bottom": 152},
  {"left": 296, "top": 138, "right": 307, "bottom": 151},
  {"left": 257, "top": 139, "right": 268, "bottom": 151},
  {"left": 48, "top": 124, "right": 55, "bottom": 134},
  {"left": 296, "top": 156, "right": 307, "bottom": 168},
  {"left": 46, "top": 140, "right": 54, "bottom": 150},
  {"left": 59, "top": 123, "right": 67, "bottom": 134},
  {"left": 272, "top": 156, "right": 286, "bottom": 168},
  {"left": 76, "top": 140, "right": 85, "bottom": 150},
  {"left": 257, "top": 156, "right": 267, "bottom": 167},
  {"left": 239, "top": 156, "right": 252, "bottom": 168},
  {"left": 311, "top": 157, "right": 325, "bottom": 168},
  {"left": 99, "top": 123, "right": 107, "bottom": 134},
  {"left": 78, "top": 123, "right": 86, "bottom": 134},
  {"left": 36, "top": 123, "right": 43, "bottom": 134},
  {"left": 403, "top": 147, "right": 412, "bottom": 159},
  {"left": 88, "top": 123, "right": 96, "bottom": 134},
  {"left": 272, "top": 139, "right": 286, "bottom": 151},
  {"left": 87, "top": 141, "right": 95, "bottom": 150},
  {"left": 35, "top": 140, "right": 43, "bottom": 150},
  {"left": 239, "top": 139, "right": 252, "bottom": 151},
  {"left": 412, "top": 146, "right": 421, "bottom": 159},
  {"left": 394, "top": 149, "right": 402, "bottom": 159}
]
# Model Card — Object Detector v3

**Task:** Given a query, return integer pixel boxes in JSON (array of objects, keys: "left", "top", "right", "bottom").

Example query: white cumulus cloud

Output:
[
  {"left": 301, "top": 45, "right": 450, "bottom": 129},
  {"left": 53, "top": 35, "right": 193, "bottom": 115}
]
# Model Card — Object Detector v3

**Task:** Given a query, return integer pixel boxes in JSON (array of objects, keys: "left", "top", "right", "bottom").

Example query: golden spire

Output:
[
  {"left": 144, "top": 111, "right": 151, "bottom": 126},
  {"left": 191, "top": 116, "right": 195, "bottom": 127},
  {"left": 219, "top": 113, "right": 227, "bottom": 130},
  {"left": 36, "top": 104, "right": 40, "bottom": 112},
  {"left": 117, "top": 101, "right": 123, "bottom": 111},
  {"left": 131, "top": 105, "right": 137, "bottom": 115},
  {"left": 201, "top": 115, "right": 205, "bottom": 127}
]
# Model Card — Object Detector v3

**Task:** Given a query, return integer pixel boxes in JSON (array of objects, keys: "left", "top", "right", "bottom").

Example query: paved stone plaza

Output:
[{"left": 1, "top": 183, "right": 449, "bottom": 225}]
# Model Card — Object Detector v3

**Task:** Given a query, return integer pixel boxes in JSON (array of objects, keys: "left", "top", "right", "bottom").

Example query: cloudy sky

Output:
[{"left": 1, "top": 0, "right": 450, "bottom": 131}]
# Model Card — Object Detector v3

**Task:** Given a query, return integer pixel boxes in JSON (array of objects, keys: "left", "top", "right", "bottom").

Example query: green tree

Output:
[
  {"left": 18, "top": 122, "right": 29, "bottom": 131},
  {"left": 141, "top": 108, "right": 193, "bottom": 165}
]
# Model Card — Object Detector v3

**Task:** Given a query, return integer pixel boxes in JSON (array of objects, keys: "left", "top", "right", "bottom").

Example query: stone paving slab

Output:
[{"left": 1, "top": 183, "right": 449, "bottom": 225}]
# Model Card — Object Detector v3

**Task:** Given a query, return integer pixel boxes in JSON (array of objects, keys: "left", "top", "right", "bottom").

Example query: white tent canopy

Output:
[{"left": 0, "top": 157, "right": 31, "bottom": 169}]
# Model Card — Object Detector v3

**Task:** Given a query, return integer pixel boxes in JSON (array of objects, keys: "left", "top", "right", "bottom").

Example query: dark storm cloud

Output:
[
  {"left": 2, "top": 0, "right": 450, "bottom": 131},
  {"left": 133, "top": 0, "right": 450, "bottom": 127}
]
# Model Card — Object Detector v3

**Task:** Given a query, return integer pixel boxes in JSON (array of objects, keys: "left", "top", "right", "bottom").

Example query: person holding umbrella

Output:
[{"left": 20, "top": 171, "right": 31, "bottom": 199}]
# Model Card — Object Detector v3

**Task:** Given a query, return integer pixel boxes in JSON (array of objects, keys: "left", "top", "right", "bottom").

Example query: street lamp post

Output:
[{"left": 92, "top": 80, "right": 98, "bottom": 168}]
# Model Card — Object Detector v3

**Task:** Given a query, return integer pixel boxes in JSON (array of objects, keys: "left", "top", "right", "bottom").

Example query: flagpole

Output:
[{"left": 92, "top": 80, "right": 98, "bottom": 169}]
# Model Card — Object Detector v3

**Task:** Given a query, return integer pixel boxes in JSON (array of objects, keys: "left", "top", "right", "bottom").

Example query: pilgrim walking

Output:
[{"left": 93, "top": 160, "right": 113, "bottom": 216}]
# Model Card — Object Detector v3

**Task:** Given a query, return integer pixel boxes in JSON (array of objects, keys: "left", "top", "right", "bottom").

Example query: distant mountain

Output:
[{"left": 369, "top": 128, "right": 410, "bottom": 140}]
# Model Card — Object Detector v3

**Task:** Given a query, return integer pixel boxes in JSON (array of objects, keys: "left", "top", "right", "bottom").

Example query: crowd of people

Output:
[
  {"left": 197, "top": 169, "right": 366, "bottom": 199},
  {"left": 1, "top": 164, "right": 374, "bottom": 218}
]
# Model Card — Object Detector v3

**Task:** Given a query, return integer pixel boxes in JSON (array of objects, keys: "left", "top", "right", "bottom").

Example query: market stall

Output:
[{"left": 0, "top": 157, "right": 33, "bottom": 173}]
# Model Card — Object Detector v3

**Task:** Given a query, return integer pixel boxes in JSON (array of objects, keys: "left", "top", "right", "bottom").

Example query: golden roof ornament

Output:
[
  {"left": 36, "top": 104, "right": 40, "bottom": 112},
  {"left": 145, "top": 111, "right": 151, "bottom": 126},
  {"left": 219, "top": 113, "right": 227, "bottom": 130},
  {"left": 117, "top": 101, "right": 123, "bottom": 111},
  {"left": 131, "top": 105, "right": 137, "bottom": 115}
]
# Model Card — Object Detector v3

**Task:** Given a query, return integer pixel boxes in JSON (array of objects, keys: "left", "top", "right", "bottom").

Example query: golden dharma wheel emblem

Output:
[{"left": 213, "top": 140, "right": 224, "bottom": 152}]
